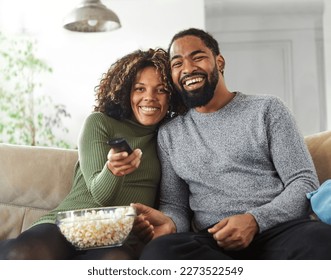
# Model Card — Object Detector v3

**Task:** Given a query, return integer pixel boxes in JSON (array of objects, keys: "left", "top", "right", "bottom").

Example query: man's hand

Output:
[
  {"left": 131, "top": 203, "right": 176, "bottom": 243},
  {"left": 208, "top": 213, "right": 259, "bottom": 250}
]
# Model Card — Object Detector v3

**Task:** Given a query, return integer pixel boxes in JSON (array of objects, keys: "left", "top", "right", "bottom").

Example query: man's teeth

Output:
[
  {"left": 140, "top": 106, "right": 158, "bottom": 111},
  {"left": 185, "top": 77, "right": 203, "bottom": 86}
]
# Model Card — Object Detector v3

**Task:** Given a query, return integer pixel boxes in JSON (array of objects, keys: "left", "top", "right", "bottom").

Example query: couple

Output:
[{"left": 1, "top": 28, "right": 331, "bottom": 260}]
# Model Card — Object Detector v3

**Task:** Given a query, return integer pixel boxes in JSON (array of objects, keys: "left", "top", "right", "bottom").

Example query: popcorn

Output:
[{"left": 56, "top": 206, "right": 136, "bottom": 249}]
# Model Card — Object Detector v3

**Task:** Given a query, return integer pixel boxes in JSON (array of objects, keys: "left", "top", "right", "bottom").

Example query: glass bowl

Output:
[{"left": 56, "top": 206, "right": 136, "bottom": 250}]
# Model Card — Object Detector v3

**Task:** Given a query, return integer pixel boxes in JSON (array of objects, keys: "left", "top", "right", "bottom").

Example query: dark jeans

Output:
[
  {"left": 140, "top": 218, "right": 331, "bottom": 260},
  {"left": 0, "top": 223, "right": 140, "bottom": 260}
]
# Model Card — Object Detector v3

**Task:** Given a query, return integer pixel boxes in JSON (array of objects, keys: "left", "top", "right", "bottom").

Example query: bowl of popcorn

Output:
[{"left": 56, "top": 206, "right": 136, "bottom": 250}]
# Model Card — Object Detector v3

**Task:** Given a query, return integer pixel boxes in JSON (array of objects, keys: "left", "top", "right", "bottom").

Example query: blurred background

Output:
[{"left": 0, "top": 0, "right": 330, "bottom": 148}]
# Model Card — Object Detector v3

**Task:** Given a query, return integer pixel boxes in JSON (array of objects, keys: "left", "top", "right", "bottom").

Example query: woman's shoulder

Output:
[
  {"left": 83, "top": 112, "right": 134, "bottom": 134},
  {"left": 84, "top": 111, "right": 118, "bottom": 124},
  {"left": 82, "top": 112, "right": 117, "bottom": 130},
  {"left": 85, "top": 111, "right": 107, "bottom": 121}
]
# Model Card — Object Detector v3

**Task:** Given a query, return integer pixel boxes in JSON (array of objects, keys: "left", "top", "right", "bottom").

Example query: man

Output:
[{"left": 133, "top": 28, "right": 331, "bottom": 259}]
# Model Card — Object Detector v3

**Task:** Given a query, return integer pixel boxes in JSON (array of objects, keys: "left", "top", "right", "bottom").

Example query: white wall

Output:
[
  {"left": 2, "top": 0, "right": 329, "bottom": 146},
  {"left": 324, "top": 0, "right": 331, "bottom": 130},
  {"left": 0, "top": 0, "right": 205, "bottom": 147},
  {"left": 205, "top": 0, "right": 327, "bottom": 136}
]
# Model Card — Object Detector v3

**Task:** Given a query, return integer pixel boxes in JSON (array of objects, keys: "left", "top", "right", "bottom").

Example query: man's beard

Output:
[{"left": 176, "top": 66, "right": 219, "bottom": 109}]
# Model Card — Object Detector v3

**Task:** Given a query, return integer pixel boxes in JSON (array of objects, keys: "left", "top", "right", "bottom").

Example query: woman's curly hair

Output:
[{"left": 94, "top": 48, "right": 186, "bottom": 121}]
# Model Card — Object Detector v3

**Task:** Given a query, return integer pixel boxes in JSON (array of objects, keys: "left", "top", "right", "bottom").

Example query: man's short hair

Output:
[{"left": 168, "top": 28, "right": 220, "bottom": 56}]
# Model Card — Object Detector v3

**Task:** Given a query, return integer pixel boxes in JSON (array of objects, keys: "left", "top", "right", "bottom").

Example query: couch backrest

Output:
[
  {"left": 305, "top": 130, "right": 331, "bottom": 185},
  {"left": 0, "top": 143, "right": 78, "bottom": 240}
]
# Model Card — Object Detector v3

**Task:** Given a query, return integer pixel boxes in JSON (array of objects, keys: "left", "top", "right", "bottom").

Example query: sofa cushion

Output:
[
  {"left": 0, "top": 144, "right": 78, "bottom": 240},
  {"left": 305, "top": 130, "right": 331, "bottom": 185}
]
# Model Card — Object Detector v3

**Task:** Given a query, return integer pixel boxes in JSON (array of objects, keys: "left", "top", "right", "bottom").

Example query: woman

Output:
[{"left": 0, "top": 48, "right": 184, "bottom": 260}]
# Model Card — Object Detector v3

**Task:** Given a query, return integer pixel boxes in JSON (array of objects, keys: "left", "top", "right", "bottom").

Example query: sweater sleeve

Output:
[
  {"left": 157, "top": 128, "right": 193, "bottom": 232},
  {"left": 78, "top": 113, "right": 125, "bottom": 206},
  {"left": 247, "top": 98, "right": 319, "bottom": 232}
]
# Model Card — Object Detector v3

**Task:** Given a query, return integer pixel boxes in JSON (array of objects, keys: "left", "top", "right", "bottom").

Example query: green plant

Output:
[{"left": 0, "top": 33, "right": 72, "bottom": 148}]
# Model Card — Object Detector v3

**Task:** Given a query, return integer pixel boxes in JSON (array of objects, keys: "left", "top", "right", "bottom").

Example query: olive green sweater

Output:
[{"left": 34, "top": 112, "right": 160, "bottom": 225}]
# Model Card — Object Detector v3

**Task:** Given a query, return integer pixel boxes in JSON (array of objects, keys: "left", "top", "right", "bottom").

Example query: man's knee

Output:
[
  {"left": 140, "top": 234, "right": 178, "bottom": 259},
  {"left": 293, "top": 221, "right": 331, "bottom": 259},
  {"left": 140, "top": 232, "right": 231, "bottom": 260}
]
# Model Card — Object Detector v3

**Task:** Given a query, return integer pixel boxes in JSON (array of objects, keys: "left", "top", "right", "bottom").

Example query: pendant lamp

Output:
[{"left": 63, "top": 0, "right": 121, "bottom": 32}]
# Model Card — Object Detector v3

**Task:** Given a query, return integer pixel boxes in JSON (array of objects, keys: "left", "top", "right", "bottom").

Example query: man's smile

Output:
[{"left": 181, "top": 74, "right": 206, "bottom": 91}]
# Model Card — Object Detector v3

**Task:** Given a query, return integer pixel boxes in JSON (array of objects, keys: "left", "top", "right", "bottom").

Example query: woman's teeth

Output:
[{"left": 140, "top": 106, "right": 158, "bottom": 111}]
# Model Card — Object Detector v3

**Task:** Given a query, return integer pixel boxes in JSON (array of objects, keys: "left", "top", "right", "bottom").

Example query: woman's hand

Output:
[
  {"left": 107, "top": 148, "right": 142, "bottom": 176},
  {"left": 131, "top": 203, "right": 176, "bottom": 243}
]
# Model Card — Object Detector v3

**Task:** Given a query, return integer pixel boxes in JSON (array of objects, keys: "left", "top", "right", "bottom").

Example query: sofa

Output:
[
  {"left": 0, "top": 144, "right": 78, "bottom": 240},
  {"left": 0, "top": 130, "right": 331, "bottom": 241}
]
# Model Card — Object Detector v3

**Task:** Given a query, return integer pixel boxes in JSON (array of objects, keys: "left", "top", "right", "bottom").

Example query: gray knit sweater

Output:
[{"left": 157, "top": 92, "right": 319, "bottom": 233}]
